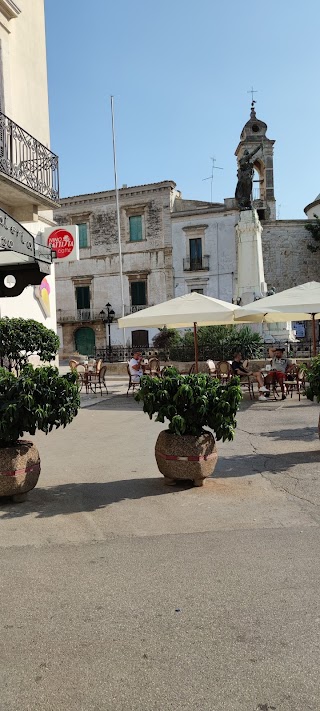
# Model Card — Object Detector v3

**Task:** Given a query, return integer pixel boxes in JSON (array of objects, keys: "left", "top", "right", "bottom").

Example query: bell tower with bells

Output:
[{"left": 235, "top": 94, "right": 276, "bottom": 220}]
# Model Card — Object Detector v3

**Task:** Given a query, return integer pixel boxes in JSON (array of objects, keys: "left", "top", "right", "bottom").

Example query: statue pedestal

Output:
[
  {"left": 235, "top": 209, "right": 267, "bottom": 305},
  {"left": 235, "top": 209, "right": 295, "bottom": 343}
]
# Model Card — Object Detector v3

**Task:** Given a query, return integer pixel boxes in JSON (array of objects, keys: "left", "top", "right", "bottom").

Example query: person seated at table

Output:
[
  {"left": 231, "top": 352, "right": 268, "bottom": 400},
  {"left": 265, "top": 346, "right": 289, "bottom": 400},
  {"left": 128, "top": 351, "right": 146, "bottom": 384}
]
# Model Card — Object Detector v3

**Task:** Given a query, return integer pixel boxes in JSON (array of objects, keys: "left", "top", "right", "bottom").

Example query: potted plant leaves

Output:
[
  {"left": 135, "top": 367, "right": 242, "bottom": 486},
  {"left": 301, "top": 356, "right": 320, "bottom": 438},
  {"left": 0, "top": 318, "right": 80, "bottom": 502}
]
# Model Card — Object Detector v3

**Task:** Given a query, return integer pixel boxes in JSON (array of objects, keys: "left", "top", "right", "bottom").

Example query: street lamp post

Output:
[{"left": 99, "top": 302, "right": 115, "bottom": 358}]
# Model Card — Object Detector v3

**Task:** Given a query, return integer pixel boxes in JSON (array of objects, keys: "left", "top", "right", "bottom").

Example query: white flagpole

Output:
[{"left": 110, "top": 95, "right": 126, "bottom": 347}]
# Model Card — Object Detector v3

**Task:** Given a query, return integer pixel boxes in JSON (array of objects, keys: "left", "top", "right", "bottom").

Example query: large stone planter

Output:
[
  {"left": 155, "top": 430, "right": 218, "bottom": 487},
  {"left": 0, "top": 440, "right": 41, "bottom": 501}
]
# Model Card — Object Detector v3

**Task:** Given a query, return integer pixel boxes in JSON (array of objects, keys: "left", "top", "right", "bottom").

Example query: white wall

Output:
[
  {"left": 0, "top": 0, "right": 50, "bottom": 146},
  {"left": 172, "top": 211, "right": 238, "bottom": 303}
]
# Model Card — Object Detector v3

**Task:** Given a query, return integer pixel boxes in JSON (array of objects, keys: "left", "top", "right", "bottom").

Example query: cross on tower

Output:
[{"left": 247, "top": 86, "right": 258, "bottom": 105}]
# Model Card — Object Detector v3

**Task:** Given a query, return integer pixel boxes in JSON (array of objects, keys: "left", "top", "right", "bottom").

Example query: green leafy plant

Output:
[
  {"left": 301, "top": 356, "right": 320, "bottom": 402},
  {"left": 135, "top": 367, "right": 242, "bottom": 440},
  {"left": 169, "top": 325, "right": 263, "bottom": 361},
  {"left": 152, "top": 327, "right": 182, "bottom": 351},
  {"left": 0, "top": 318, "right": 60, "bottom": 373},
  {"left": 0, "top": 365, "right": 80, "bottom": 447},
  {"left": 305, "top": 214, "right": 320, "bottom": 253}
]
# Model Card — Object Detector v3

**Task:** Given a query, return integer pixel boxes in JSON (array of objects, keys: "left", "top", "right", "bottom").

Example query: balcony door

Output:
[
  {"left": 130, "top": 281, "right": 146, "bottom": 311},
  {"left": 76, "top": 286, "right": 90, "bottom": 320},
  {"left": 189, "top": 238, "right": 202, "bottom": 270}
]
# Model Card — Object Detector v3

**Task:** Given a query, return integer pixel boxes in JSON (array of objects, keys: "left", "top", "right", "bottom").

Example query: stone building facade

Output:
[{"left": 54, "top": 181, "right": 179, "bottom": 356}]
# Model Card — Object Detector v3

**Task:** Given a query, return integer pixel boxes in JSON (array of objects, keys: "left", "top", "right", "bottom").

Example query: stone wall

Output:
[{"left": 262, "top": 219, "right": 320, "bottom": 291}]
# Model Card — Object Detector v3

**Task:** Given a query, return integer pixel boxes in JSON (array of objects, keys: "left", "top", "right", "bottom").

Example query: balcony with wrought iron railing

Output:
[
  {"left": 57, "top": 309, "right": 103, "bottom": 323},
  {"left": 183, "top": 255, "right": 210, "bottom": 272},
  {"left": 124, "top": 304, "right": 152, "bottom": 315},
  {"left": 0, "top": 111, "right": 59, "bottom": 208}
]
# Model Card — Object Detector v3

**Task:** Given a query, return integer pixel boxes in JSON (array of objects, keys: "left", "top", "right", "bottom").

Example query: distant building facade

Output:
[{"left": 54, "top": 182, "right": 178, "bottom": 356}]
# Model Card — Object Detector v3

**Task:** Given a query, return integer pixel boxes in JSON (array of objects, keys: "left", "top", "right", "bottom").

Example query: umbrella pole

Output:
[
  {"left": 193, "top": 322, "right": 199, "bottom": 373},
  {"left": 312, "top": 314, "right": 317, "bottom": 357}
]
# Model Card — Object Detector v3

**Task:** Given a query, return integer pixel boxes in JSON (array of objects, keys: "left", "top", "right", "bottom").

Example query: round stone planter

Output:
[
  {"left": 155, "top": 430, "right": 218, "bottom": 487},
  {"left": 0, "top": 440, "right": 41, "bottom": 501}
]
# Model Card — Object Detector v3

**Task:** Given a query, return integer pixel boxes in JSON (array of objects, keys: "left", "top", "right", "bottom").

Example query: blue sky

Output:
[{"left": 45, "top": 0, "right": 320, "bottom": 219}]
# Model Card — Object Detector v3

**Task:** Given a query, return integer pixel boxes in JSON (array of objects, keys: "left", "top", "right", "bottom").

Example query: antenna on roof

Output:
[{"left": 202, "top": 157, "right": 223, "bottom": 204}]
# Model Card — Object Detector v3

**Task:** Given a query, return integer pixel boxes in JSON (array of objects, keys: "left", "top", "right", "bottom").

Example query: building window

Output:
[
  {"left": 190, "top": 288, "right": 204, "bottom": 294},
  {"left": 129, "top": 215, "right": 143, "bottom": 242},
  {"left": 189, "top": 238, "right": 202, "bottom": 270},
  {"left": 77, "top": 223, "right": 88, "bottom": 248},
  {"left": 76, "top": 286, "right": 90, "bottom": 310},
  {"left": 131, "top": 281, "right": 146, "bottom": 307}
]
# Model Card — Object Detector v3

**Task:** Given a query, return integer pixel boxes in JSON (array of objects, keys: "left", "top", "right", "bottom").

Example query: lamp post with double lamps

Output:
[{"left": 99, "top": 302, "right": 115, "bottom": 358}]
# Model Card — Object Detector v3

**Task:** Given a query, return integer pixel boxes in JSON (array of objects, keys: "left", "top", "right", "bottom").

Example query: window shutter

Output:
[
  {"left": 129, "top": 215, "right": 143, "bottom": 242},
  {"left": 78, "top": 223, "right": 88, "bottom": 248}
]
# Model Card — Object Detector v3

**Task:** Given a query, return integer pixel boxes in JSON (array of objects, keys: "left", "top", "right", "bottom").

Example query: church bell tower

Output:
[{"left": 235, "top": 102, "right": 276, "bottom": 220}]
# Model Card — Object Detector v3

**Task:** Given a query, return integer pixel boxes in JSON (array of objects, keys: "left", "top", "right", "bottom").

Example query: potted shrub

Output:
[
  {"left": 301, "top": 356, "right": 320, "bottom": 437},
  {"left": 135, "top": 368, "right": 242, "bottom": 486},
  {"left": 0, "top": 365, "right": 80, "bottom": 501}
]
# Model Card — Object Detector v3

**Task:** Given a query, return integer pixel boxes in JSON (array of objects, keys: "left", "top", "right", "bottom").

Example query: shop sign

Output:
[
  {"left": 0, "top": 208, "right": 35, "bottom": 259},
  {"left": 43, "top": 225, "right": 79, "bottom": 262}
]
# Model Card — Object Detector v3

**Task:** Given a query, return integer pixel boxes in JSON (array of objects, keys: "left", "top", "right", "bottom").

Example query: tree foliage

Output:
[
  {"left": 0, "top": 318, "right": 60, "bottom": 373},
  {"left": 0, "top": 365, "right": 80, "bottom": 446},
  {"left": 136, "top": 367, "right": 242, "bottom": 440},
  {"left": 305, "top": 214, "right": 320, "bottom": 253},
  {"left": 301, "top": 356, "right": 320, "bottom": 402},
  {"left": 152, "top": 327, "right": 182, "bottom": 350},
  {"left": 169, "top": 325, "right": 263, "bottom": 361}
]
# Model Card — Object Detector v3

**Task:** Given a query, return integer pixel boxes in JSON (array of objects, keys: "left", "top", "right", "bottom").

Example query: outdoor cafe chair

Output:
[
  {"left": 216, "top": 360, "right": 232, "bottom": 383},
  {"left": 148, "top": 357, "right": 161, "bottom": 377},
  {"left": 89, "top": 365, "right": 109, "bottom": 396},
  {"left": 126, "top": 363, "right": 140, "bottom": 396},
  {"left": 75, "top": 363, "right": 88, "bottom": 392},
  {"left": 283, "top": 364, "right": 303, "bottom": 401},
  {"left": 69, "top": 359, "right": 79, "bottom": 371}
]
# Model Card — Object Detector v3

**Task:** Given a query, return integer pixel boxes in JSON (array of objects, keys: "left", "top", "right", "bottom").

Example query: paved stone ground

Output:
[{"left": 0, "top": 385, "right": 320, "bottom": 710}]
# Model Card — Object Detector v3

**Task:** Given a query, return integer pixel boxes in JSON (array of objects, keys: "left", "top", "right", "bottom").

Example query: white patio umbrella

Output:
[
  {"left": 118, "top": 292, "right": 244, "bottom": 372},
  {"left": 234, "top": 281, "right": 320, "bottom": 356}
]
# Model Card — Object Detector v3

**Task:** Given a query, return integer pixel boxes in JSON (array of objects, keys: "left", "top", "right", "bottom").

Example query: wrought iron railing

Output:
[
  {"left": 0, "top": 111, "right": 59, "bottom": 202},
  {"left": 183, "top": 255, "right": 210, "bottom": 271},
  {"left": 124, "top": 304, "right": 151, "bottom": 315},
  {"left": 57, "top": 309, "right": 103, "bottom": 323},
  {"left": 94, "top": 340, "right": 319, "bottom": 364},
  {"left": 95, "top": 345, "right": 155, "bottom": 363}
]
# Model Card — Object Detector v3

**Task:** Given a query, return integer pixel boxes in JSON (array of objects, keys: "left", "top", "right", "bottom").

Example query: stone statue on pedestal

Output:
[{"left": 235, "top": 144, "right": 262, "bottom": 209}]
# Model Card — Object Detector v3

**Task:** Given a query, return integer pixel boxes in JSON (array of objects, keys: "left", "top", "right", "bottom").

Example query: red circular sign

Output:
[{"left": 47, "top": 228, "right": 74, "bottom": 259}]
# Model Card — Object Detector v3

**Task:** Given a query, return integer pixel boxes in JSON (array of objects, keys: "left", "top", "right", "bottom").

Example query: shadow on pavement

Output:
[
  {"left": 214, "top": 448, "right": 319, "bottom": 478},
  {"left": 260, "top": 427, "right": 318, "bottom": 442},
  {"left": 0, "top": 447, "right": 319, "bottom": 517},
  {"left": 0, "top": 476, "right": 190, "bottom": 518}
]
